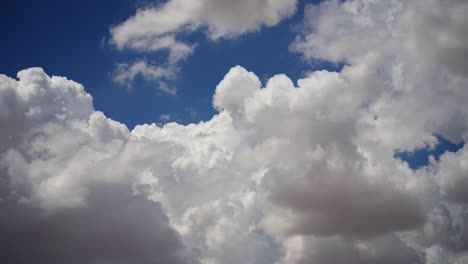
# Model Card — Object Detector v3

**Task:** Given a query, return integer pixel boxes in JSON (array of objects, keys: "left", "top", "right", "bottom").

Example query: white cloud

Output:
[
  {"left": 160, "top": 114, "right": 171, "bottom": 122},
  {"left": 110, "top": 0, "right": 298, "bottom": 53},
  {"left": 0, "top": 69, "right": 190, "bottom": 263},
  {"left": 287, "top": 0, "right": 468, "bottom": 262},
  {"left": 0, "top": 63, "right": 454, "bottom": 263},
  {"left": 113, "top": 60, "right": 176, "bottom": 95}
]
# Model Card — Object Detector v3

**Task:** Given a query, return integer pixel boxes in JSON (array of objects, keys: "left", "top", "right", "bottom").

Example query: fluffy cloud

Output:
[
  {"left": 0, "top": 69, "right": 190, "bottom": 264},
  {"left": 2, "top": 0, "right": 468, "bottom": 263},
  {"left": 287, "top": 0, "right": 468, "bottom": 262},
  {"left": 292, "top": 0, "right": 468, "bottom": 74},
  {"left": 0, "top": 62, "right": 455, "bottom": 263},
  {"left": 111, "top": 0, "right": 297, "bottom": 52},
  {"left": 292, "top": 0, "right": 468, "bottom": 151}
]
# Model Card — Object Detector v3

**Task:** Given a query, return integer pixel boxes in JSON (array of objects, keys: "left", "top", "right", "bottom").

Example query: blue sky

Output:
[
  {"left": 1, "top": 0, "right": 331, "bottom": 128},
  {"left": 395, "top": 135, "right": 464, "bottom": 170}
]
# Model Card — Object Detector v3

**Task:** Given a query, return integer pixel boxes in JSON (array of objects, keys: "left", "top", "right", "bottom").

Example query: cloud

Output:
[
  {"left": 282, "top": 234, "right": 422, "bottom": 264},
  {"left": 2, "top": 0, "right": 468, "bottom": 263},
  {"left": 292, "top": 0, "right": 468, "bottom": 155},
  {"left": 113, "top": 60, "right": 176, "bottom": 95},
  {"left": 0, "top": 184, "right": 188, "bottom": 264},
  {"left": 213, "top": 67, "right": 425, "bottom": 240},
  {"left": 286, "top": 0, "right": 468, "bottom": 262},
  {"left": 292, "top": 0, "right": 468, "bottom": 76},
  {"left": 434, "top": 145, "right": 468, "bottom": 203},
  {"left": 110, "top": 0, "right": 298, "bottom": 54},
  {"left": 0, "top": 62, "right": 457, "bottom": 263},
  {"left": 160, "top": 114, "right": 171, "bottom": 122},
  {"left": 0, "top": 69, "right": 190, "bottom": 264}
]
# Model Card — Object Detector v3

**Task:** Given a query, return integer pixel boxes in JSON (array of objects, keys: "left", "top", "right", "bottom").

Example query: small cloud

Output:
[
  {"left": 112, "top": 60, "right": 177, "bottom": 95},
  {"left": 189, "top": 110, "right": 197, "bottom": 119},
  {"left": 160, "top": 114, "right": 171, "bottom": 122}
]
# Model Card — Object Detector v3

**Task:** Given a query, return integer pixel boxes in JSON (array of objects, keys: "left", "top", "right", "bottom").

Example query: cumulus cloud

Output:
[
  {"left": 286, "top": 0, "right": 468, "bottom": 262},
  {"left": 292, "top": 0, "right": 468, "bottom": 74},
  {"left": 0, "top": 69, "right": 190, "bottom": 264},
  {"left": 2, "top": 0, "right": 468, "bottom": 263},
  {"left": 0, "top": 185, "right": 188, "bottom": 264}
]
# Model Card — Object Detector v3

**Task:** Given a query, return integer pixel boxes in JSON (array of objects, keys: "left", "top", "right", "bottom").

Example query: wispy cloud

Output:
[{"left": 113, "top": 60, "right": 177, "bottom": 95}]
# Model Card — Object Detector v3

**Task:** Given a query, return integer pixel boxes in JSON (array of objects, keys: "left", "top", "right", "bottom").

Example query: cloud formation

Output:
[
  {"left": 111, "top": 0, "right": 298, "bottom": 53},
  {"left": 1, "top": 0, "right": 468, "bottom": 263},
  {"left": 109, "top": 0, "right": 298, "bottom": 89},
  {"left": 0, "top": 69, "right": 190, "bottom": 264}
]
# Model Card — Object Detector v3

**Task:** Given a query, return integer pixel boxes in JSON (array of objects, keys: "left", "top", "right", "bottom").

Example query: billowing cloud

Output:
[
  {"left": 286, "top": 0, "right": 468, "bottom": 262},
  {"left": 292, "top": 0, "right": 468, "bottom": 75},
  {"left": 2, "top": 0, "right": 468, "bottom": 263},
  {"left": 0, "top": 69, "right": 190, "bottom": 263}
]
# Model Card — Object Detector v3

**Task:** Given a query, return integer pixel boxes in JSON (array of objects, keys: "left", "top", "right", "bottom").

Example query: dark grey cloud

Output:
[
  {"left": 267, "top": 168, "right": 425, "bottom": 237},
  {"left": 0, "top": 183, "right": 189, "bottom": 264}
]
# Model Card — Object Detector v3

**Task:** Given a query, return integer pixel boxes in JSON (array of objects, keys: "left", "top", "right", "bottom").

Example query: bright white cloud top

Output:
[
  {"left": 1, "top": 0, "right": 468, "bottom": 263},
  {"left": 111, "top": 0, "right": 298, "bottom": 54}
]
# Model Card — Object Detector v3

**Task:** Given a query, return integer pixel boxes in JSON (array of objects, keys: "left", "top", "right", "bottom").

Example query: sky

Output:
[
  {"left": 1, "top": 0, "right": 468, "bottom": 264},
  {"left": 1, "top": 0, "right": 328, "bottom": 127}
]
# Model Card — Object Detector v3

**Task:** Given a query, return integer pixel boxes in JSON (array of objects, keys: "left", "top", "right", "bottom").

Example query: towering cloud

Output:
[{"left": 0, "top": 69, "right": 190, "bottom": 263}]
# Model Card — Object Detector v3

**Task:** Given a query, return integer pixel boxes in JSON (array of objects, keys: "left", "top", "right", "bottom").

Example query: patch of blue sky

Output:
[{"left": 395, "top": 135, "right": 465, "bottom": 170}]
